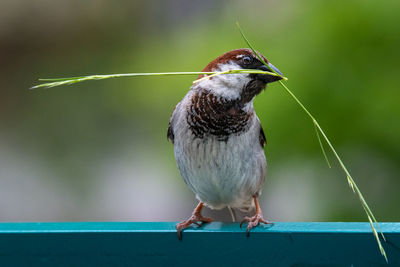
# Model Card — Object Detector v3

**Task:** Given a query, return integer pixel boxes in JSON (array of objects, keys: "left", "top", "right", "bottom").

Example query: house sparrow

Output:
[{"left": 167, "top": 48, "right": 283, "bottom": 239}]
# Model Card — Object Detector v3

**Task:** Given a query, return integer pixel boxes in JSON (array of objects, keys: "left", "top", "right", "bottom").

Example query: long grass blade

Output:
[
  {"left": 31, "top": 70, "right": 286, "bottom": 90},
  {"left": 31, "top": 72, "right": 214, "bottom": 89},
  {"left": 314, "top": 123, "right": 331, "bottom": 168},
  {"left": 367, "top": 213, "right": 388, "bottom": 260},
  {"left": 236, "top": 22, "right": 387, "bottom": 262},
  {"left": 193, "top": 69, "right": 286, "bottom": 84}
]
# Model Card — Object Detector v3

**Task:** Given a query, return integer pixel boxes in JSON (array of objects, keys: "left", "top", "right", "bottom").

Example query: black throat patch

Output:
[{"left": 186, "top": 89, "right": 254, "bottom": 141}]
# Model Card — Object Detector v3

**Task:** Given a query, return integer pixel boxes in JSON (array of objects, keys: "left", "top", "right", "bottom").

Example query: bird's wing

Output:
[
  {"left": 258, "top": 121, "right": 267, "bottom": 148},
  {"left": 167, "top": 102, "right": 182, "bottom": 144},
  {"left": 167, "top": 121, "right": 174, "bottom": 144}
]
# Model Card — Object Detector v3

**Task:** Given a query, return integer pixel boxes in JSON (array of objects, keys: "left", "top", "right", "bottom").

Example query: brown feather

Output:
[
  {"left": 186, "top": 89, "right": 254, "bottom": 142},
  {"left": 259, "top": 124, "right": 267, "bottom": 147},
  {"left": 198, "top": 48, "right": 269, "bottom": 79},
  {"left": 167, "top": 122, "right": 174, "bottom": 144}
]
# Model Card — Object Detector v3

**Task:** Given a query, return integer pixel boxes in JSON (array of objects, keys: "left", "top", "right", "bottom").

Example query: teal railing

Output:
[{"left": 0, "top": 222, "right": 399, "bottom": 266}]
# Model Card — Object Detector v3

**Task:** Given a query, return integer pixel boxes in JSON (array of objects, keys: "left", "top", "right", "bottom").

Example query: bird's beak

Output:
[{"left": 258, "top": 62, "right": 283, "bottom": 83}]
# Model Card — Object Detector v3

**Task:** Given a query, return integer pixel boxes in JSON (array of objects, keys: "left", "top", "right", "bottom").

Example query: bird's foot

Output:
[
  {"left": 240, "top": 212, "right": 270, "bottom": 236},
  {"left": 176, "top": 214, "right": 212, "bottom": 240},
  {"left": 176, "top": 202, "right": 212, "bottom": 240}
]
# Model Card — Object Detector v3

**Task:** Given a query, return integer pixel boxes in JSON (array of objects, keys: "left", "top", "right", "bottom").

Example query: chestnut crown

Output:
[{"left": 201, "top": 48, "right": 270, "bottom": 73}]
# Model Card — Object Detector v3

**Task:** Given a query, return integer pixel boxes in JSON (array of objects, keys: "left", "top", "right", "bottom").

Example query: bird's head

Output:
[{"left": 194, "top": 48, "right": 283, "bottom": 103}]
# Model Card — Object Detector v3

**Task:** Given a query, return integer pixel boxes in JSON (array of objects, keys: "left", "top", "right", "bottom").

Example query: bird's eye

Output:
[{"left": 242, "top": 56, "right": 253, "bottom": 65}]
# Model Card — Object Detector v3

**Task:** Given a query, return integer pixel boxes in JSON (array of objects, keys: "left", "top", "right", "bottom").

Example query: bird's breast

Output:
[
  {"left": 173, "top": 107, "right": 266, "bottom": 210},
  {"left": 186, "top": 90, "right": 254, "bottom": 142}
]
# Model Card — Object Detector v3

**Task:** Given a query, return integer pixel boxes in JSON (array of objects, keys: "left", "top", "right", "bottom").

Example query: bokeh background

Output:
[{"left": 1, "top": 0, "right": 399, "bottom": 222}]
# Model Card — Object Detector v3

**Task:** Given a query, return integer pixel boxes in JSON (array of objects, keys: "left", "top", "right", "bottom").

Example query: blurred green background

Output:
[{"left": 0, "top": 0, "right": 399, "bottom": 222}]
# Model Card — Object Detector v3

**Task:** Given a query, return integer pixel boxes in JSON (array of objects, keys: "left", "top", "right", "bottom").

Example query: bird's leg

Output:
[
  {"left": 240, "top": 195, "right": 271, "bottom": 236},
  {"left": 176, "top": 202, "right": 212, "bottom": 240}
]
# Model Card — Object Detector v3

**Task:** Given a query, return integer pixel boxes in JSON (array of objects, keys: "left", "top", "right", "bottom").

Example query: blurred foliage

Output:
[{"left": 0, "top": 0, "right": 399, "bottom": 222}]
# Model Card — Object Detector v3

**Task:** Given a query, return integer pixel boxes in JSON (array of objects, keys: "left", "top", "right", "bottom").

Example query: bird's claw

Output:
[
  {"left": 240, "top": 213, "right": 270, "bottom": 237},
  {"left": 176, "top": 214, "right": 212, "bottom": 240}
]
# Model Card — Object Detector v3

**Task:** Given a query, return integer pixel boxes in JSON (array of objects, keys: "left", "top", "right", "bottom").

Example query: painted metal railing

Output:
[{"left": 0, "top": 222, "right": 399, "bottom": 266}]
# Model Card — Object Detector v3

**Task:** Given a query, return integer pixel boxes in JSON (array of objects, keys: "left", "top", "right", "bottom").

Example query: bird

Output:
[{"left": 167, "top": 48, "right": 283, "bottom": 239}]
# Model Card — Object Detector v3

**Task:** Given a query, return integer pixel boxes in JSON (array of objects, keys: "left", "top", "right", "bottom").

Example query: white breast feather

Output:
[
  {"left": 195, "top": 61, "right": 250, "bottom": 100},
  {"left": 171, "top": 93, "right": 266, "bottom": 210}
]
